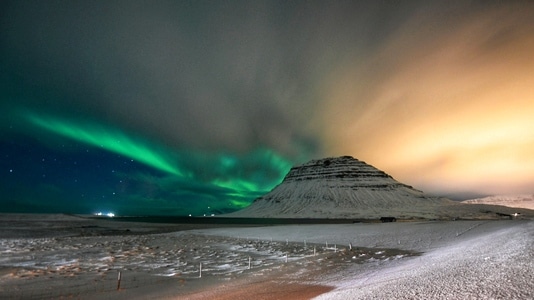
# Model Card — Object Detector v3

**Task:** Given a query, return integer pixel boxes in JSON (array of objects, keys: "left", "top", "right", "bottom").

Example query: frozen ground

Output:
[
  {"left": 0, "top": 215, "right": 413, "bottom": 299},
  {"left": 196, "top": 220, "right": 534, "bottom": 299},
  {"left": 0, "top": 215, "right": 532, "bottom": 299}
]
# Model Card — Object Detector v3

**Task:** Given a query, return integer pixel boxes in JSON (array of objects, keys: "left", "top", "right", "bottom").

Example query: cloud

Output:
[
  {"left": 1, "top": 0, "right": 331, "bottom": 158},
  {"left": 2, "top": 0, "right": 534, "bottom": 207},
  {"left": 0, "top": 1, "right": 448, "bottom": 158},
  {"left": 318, "top": 2, "right": 534, "bottom": 195}
]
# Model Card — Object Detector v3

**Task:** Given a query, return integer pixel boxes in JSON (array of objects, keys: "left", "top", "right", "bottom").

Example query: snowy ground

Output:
[
  {"left": 195, "top": 220, "right": 534, "bottom": 299},
  {"left": 0, "top": 215, "right": 532, "bottom": 299},
  {"left": 0, "top": 215, "right": 413, "bottom": 299}
]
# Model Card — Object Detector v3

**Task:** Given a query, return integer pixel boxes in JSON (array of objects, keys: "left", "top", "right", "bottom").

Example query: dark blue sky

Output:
[{"left": 2, "top": 0, "right": 534, "bottom": 215}]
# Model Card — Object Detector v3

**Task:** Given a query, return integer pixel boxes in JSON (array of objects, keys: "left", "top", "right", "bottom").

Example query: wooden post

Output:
[
  {"left": 117, "top": 271, "right": 121, "bottom": 290},
  {"left": 314, "top": 246, "right": 316, "bottom": 256},
  {"left": 326, "top": 241, "right": 328, "bottom": 248},
  {"left": 248, "top": 256, "right": 251, "bottom": 269},
  {"left": 349, "top": 242, "right": 352, "bottom": 250},
  {"left": 199, "top": 262, "right": 202, "bottom": 278},
  {"left": 334, "top": 244, "right": 337, "bottom": 253},
  {"left": 285, "top": 253, "right": 288, "bottom": 263}
]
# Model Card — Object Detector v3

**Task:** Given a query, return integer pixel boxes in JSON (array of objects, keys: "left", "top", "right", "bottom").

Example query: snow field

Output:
[{"left": 195, "top": 220, "right": 533, "bottom": 299}]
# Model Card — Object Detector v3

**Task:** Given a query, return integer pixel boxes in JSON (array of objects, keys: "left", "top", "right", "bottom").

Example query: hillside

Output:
[{"left": 225, "top": 156, "right": 534, "bottom": 220}]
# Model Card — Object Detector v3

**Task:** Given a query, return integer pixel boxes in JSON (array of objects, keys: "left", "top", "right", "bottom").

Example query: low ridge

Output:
[{"left": 462, "top": 195, "right": 534, "bottom": 210}]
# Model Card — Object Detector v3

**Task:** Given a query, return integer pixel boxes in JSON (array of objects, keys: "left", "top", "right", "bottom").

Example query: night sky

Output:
[{"left": 2, "top": 1, "right": 534, "bottom": 216}]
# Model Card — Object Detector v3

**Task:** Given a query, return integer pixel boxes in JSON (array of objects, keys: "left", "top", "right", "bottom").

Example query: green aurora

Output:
[
  {"left": 21, "top": 110, "right": 296, "bottom": 214},
  {"left": 24, "top": 111, "right": 185, "bottom": 176}
]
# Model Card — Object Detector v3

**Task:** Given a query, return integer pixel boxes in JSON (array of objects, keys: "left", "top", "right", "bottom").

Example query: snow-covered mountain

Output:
[
  {"left": 225, "top": 156, "right": 534, "bottom": 219},
  {"left": 462, "top": 195, "right": 534, "bottom": 210}
]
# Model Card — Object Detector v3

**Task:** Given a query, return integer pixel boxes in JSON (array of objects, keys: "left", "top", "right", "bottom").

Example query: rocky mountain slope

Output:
[
  {"left": 462, "top": 195, "right": 534, "bottom": 210},
  {"left": 225, "top": 156, "right": 534, "bottom": 219}
]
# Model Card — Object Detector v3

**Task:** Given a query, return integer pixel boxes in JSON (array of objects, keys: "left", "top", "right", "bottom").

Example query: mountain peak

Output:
[
  {"left": 224, "top": 156, "right": 534, "bottom": 219},
  {"left": 281, "top": 156, "right": 407, "bottom": 189},
  {"left": 226, "top": 156, "right": 449, "bottom": 219}
]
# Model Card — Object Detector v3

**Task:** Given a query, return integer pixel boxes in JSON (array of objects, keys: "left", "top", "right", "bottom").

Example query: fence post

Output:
[{"left": 117, "top": 271, "right": 121, "bottom": 290}]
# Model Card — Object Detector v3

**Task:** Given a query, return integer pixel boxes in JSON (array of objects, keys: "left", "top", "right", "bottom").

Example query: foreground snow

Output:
[
  {"left": 1, "top": 215, "right": 531, "bottom": 299},
  {"left": 0, "top": 215, "right": 413, "bottom": 299},
  {"left": 195, "top": 220, "right": 534, "bottom": 299}
]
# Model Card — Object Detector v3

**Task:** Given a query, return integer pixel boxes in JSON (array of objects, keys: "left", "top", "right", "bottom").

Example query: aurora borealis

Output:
[
  {"left": 2, "top": 1, "right": 534, "bottom": 215},
  {"left": 5, "top": 109, "right": 293, "bottom": 215},
  {"left": 24, "top": 111, "right": 184, "bottom": 176}
]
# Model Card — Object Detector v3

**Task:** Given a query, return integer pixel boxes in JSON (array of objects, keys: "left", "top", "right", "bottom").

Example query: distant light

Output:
[
  {"left": 211, "top": 214, "right": 215, "bottom": 217},
  {"left": 94, "top": 212, "right": 115, "bottom": 217},
  {"left": 189, "top": 214, "right": 192, "bottom": 217}
]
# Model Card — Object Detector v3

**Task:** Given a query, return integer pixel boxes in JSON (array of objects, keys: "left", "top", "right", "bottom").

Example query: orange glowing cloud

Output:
[{"left": 318, "top": 4, "right": 534, "bottom": 197}]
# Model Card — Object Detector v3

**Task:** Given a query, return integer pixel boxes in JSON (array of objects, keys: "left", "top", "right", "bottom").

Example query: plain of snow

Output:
[
  {"left": 194, "top": 220, "right": 534, "bottom": 299},
  {"left": 1, "top": 215, "right": 532, "bottom": 299},
  {"left": 0, "top": 214, "right": 412, "bottom": 299}
]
